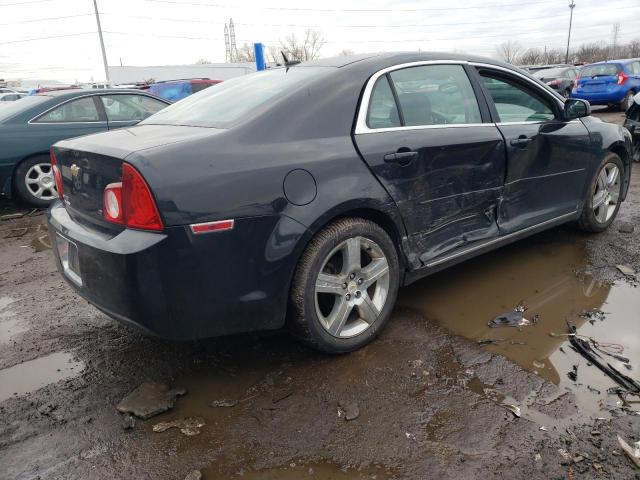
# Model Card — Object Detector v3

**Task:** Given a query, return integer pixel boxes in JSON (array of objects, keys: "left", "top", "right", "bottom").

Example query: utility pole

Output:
[
  {"left": 565, "top": 0, "right": 575, "bottom": 64},
  {"left": 92, "top": 0, "right": 109, "bottom": 82}
]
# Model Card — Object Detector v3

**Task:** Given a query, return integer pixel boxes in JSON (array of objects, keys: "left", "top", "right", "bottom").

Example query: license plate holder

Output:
[{"left": 55, "top": 234, "right": 82, "bottom": 286}]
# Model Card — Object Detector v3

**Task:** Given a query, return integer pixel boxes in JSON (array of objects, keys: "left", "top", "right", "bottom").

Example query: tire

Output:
[
  {"left": 620, "top": 91, "right": 634, "bottom": 112},
  {"left": 578, "top": 153, "right": 624, "bottom": 233},
  {"left": 288, "top": 217, "right": 400, "bottom": 353},
  {"left": 13, "top": 155, "right": 58, "bottom": 207}
]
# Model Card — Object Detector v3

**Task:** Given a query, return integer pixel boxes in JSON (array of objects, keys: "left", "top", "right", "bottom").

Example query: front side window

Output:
[
  {"left": 35, "top": 97, "right": 100, "bottom": 123},
  {"left": 366, "top": 76, "right": 401, "bottom": 129},
  {"left": 388, "top": 64, "right": 482, "bottom": 126},
  {"left": 480, "top": 72, "right": 555, "bottom": 123},
  {"left": 101, "top": 94, "right": 167, "bottom": 122}
]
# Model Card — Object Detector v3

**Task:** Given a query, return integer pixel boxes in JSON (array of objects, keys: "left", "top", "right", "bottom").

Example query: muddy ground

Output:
[{"left": 1, "top": 109, "right": 639, "bottom": 480}]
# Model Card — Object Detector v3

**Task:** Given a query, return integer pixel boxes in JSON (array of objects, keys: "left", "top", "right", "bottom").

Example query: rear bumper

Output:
[
  {"left": 47, "top": 202, "right": 307, "bottom": 340},
  {"left": 572, "top": 88, "right": 627, "bottom": 104}
]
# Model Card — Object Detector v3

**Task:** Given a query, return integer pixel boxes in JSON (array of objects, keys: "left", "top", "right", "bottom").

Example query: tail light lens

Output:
[
  {"left": 617, "top": 71, "right": 628, "bottom": 85},
  {"left": 50, "top": 150, "right": 64, "bottom": 199},
  {"left": 102, "top": 163, "right": 163, "bottom": 231}
]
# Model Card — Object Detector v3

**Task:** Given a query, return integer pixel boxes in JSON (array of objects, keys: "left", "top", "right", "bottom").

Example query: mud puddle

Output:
[
  {"left": 202, "top": 461, "right": 393, "bottom": 479},
  {"left": 398, "top": 233, "right": 640, "bottom": 417},
  {"left": 0, "top": 352, "right": 84, "bottom": 402}
]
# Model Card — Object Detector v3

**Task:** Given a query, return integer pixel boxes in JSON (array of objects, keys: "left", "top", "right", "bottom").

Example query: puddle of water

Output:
[
  {"left": 0, "top": 296, "right": 28, "bottom": 343},
  {"left": 203, "top": 461, "right": 392, "bottom": 479},
  {"left": 398, "top": 235, "right": 639, "bottom": 416},
  {"left": 0, "top": 352, "right": 85, "bottom": 402}
]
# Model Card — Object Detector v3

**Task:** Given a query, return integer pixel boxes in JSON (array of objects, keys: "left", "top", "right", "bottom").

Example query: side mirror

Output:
[{"left": 564, "top": 98, "right": 591, "bottom": 120}]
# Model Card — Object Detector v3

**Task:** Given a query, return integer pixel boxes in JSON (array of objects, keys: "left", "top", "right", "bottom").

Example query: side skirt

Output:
[{"left": 403, "top": 211, "right": 579, "bottom": 286}]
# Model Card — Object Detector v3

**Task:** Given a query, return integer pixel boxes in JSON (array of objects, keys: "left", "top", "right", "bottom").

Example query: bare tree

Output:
[
  {"left": 235, "top": 43, "right": 256, "bottom": 62},
  {"left": 497, "top": 41, "right": 522, "bottom": 64},
  {"left": 338, "top": 49, "right": 355, "bottom": 56},
  {"left": 517, "top": 48, "right": 542, "bottom": 65},
  {"left": 195, "top": 58, "right": 211, "bottom": 64},
  {"left": 280, "top": 29, "right": 325, "bottom": 62}
]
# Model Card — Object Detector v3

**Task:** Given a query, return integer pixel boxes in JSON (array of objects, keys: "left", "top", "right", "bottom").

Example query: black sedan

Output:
[
  {"left": 47, "top": 53, "right": 632, "bottom": 353},
  {"left": 532, "top": 66, "right": 579, "bottom": 98}
]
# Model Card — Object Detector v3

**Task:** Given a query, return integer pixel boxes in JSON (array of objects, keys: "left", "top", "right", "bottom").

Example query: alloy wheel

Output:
[
  {"left": 24, "top": 163, "right": 57, "bottom": 201},
  {"left": 592, "top": 162, "right": 621, "bottom": 224},
  {"left": 314, "top": 236, "right": 390, "bottom": 338}
]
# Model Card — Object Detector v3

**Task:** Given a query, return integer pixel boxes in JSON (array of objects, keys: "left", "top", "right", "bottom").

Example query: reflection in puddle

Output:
[
  {"left": 0, "top": 352, "right": 84, "bottom": 402},
  {"left": 215, "top": 461, "right": 392, "bottom": 479},
  {"left": 398, "top": 235, "right": 640, "bottom": 416}
]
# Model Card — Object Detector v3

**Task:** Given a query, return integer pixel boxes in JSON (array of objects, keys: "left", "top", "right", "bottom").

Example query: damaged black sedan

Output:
[{"left": 47, "top": 53, "right": 633, "bottom": 353}]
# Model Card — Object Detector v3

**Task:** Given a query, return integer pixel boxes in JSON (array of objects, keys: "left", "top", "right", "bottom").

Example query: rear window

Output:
[
  {"left": 142, "top": 67, "right": 333, "bottom": 128},
  {"left": 0, "top": 95, "right": 48, "bottom": 122},
  {"left": 580, "top": 64, "right": 621, "bottom": 78},
  {"left": 533, "top": 68, "right": 567, "bottom": 78}
]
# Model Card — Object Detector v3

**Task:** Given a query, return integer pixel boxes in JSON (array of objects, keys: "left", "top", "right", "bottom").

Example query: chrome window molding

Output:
[{"left": 355, "top": 60, "right": 568, "bottom": 135}]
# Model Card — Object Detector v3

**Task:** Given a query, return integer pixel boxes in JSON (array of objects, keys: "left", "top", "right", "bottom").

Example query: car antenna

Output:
[{"left": 281, "top": 51, "right": 301, "bottom": 71}]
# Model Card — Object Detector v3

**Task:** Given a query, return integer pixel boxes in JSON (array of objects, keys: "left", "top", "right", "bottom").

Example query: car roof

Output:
[
  {"left": 585, "top": 58, "right": 639, "bottom": 66},
  {"left": 299, "top": 51, "right": 523, "bottom": 73}
]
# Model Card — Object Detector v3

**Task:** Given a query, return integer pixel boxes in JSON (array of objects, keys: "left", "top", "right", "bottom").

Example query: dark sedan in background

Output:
[
  {"left": 47, "top": 53, "right": 632, "bottom": 353},
  {"left": 0, "top": 89, "right": 169, "bottom": 206},
  {"left": 532, "top": 65, "right": 579, "bottom": 98}
]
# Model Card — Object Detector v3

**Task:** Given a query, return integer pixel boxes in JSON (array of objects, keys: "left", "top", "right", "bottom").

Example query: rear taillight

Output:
[
  {"left": 617, "top": 71, "right": 628, "bottom": 85},
  {"left": 50, "top": 150, "right": 64, "bottom": 199},
  {"left": 102, "top": 163, "right": 163, "bottom": 231}
]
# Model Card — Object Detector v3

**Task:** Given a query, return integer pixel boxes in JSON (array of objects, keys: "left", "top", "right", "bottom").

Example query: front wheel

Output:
[
  {"left": 288, "top": 218, "right": 400, "bottom": 353},
  {"left": 578, "top": 153, "right": 624, "bottom": 233}
]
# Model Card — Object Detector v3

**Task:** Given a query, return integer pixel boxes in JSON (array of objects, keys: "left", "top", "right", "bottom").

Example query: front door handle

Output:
[
  {"left": 510, "top": 136, "right": 533, "bottom": 148},
  {"left": 384, "top": 151, "right": 418, "bottom": 164}
]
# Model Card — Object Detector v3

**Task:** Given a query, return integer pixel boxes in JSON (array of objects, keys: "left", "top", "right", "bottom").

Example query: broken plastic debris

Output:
[
  {"left": 405, "top": 432, "right": 416, "bottom": 440},
  {"left": 617, "top": 435, "right": 640, "bottom": 468},
  {"left": 501, "top": 403, "right": 521, "bottom": 418},
  {"left": 488, "top": 303, "right": 539, "bottom": 328},
  {"left": 533, "top": 360, "right": 545, "bottom": 369},
  {"left": 153, "top": 417, "right": 205, "bottom": 436},
  {"left": 116, "top": 382, "right": 187, "bottom": 420},
  {"left": 567, "top": 365, "right": 578, "bottom": 382},
  {"left": 616, "top": 264, "right": 636, "bottom": 277},
  {"left": 580, "top": 309, "right": 606, "bottom": 324}
]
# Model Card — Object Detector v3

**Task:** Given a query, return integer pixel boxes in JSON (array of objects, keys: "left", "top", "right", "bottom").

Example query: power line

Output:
[
  {"left": 0, "top": 0, "right": 54, "bottom": 6},
  {"left": 0, "top": 32, "right": 96, "bottom": 45},
  {"left": 0, "top": 13, "right": 94, "bottom": 26},
  {"left": 144, "top": 0, "right": 562, "bottom": 12}
]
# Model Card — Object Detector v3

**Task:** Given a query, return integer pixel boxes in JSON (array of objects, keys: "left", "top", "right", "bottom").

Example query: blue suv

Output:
[{"left": 572, "top": 59, "right": 640, "bottom": 111}]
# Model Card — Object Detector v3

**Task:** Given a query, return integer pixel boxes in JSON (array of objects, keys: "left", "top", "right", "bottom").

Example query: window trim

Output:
[{"left": 356, "top": 60, "right": 506, "bottom": 135}]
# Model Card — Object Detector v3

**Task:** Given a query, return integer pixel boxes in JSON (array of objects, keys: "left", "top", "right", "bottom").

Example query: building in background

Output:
[{"left": 108, "top": 62, "right": 256, "bottom": 84}]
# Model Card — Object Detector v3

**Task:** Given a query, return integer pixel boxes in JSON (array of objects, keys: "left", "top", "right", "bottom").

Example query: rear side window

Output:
[
  {"left": 100, "top": 94, "right": 167, "bottom": 121},
  {"left": 389, "top": 65, "right": 481, "bottom": 126},
  {"left": 480, "top": 72, "right": 555, "bottom": 123},
  {"left": 580, "top": 64, "right": 621, "bottom": 78},
  {"left": 35, "top": 97, "right": 100, "bottom": 123},
  {"left": 366, "top": 76, "right": 401, "bottom": 129}
]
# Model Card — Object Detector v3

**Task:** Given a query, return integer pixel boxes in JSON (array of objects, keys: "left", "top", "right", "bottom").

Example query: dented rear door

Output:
[{"left": 353, "top": 63, "right": 506, "bottom": 263}]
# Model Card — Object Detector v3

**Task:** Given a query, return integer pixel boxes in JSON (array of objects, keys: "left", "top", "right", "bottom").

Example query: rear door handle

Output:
[
  {"left": 510, "top": 136, "right": 533, "bottom": 148},
  {"left": 384, "top": 151, "right": 418, "bottom": 164}
]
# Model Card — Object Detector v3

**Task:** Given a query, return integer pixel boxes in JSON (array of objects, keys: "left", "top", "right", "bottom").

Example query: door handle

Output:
[
  {"left": 384, "top": 151, "right": 418, "bottom": 164},
  {"left": 510, "top": 136, "right": 532, "bottom": 148}
]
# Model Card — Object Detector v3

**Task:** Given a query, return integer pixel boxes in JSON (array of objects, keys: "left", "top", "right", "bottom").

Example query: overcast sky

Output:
[{"left": 1, "top": 0, "right": 639, "bottom": 83}]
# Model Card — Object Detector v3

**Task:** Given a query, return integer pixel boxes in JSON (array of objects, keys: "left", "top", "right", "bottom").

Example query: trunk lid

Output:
[{"left": 52, "top": 124, "right": 215, "bottom": 231}]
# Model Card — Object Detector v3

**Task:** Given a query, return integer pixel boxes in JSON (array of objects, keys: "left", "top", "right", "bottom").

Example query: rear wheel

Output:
[
  {"left": 13, "top": 155, "right": 58, "bottom": 207},
  {"left": 288, "top": 218, "right": 400, "bottom": 353},
  {"left": 578, "top": 153, "right": 624, "bottom": 232}
]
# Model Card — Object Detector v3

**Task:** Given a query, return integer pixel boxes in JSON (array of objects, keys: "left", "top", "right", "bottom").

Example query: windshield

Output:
[
  {"left": 580, "top": 64, "right": 620, "bottom": 78},
  {"left": 0, "top": 95, "right": 48, "bottom": 122},
  {"left": 141, "top": 66, "right": 334, "bottom": 128},
  {"left": 533, "top": 68, "right": 566, "bottom": 78}
]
